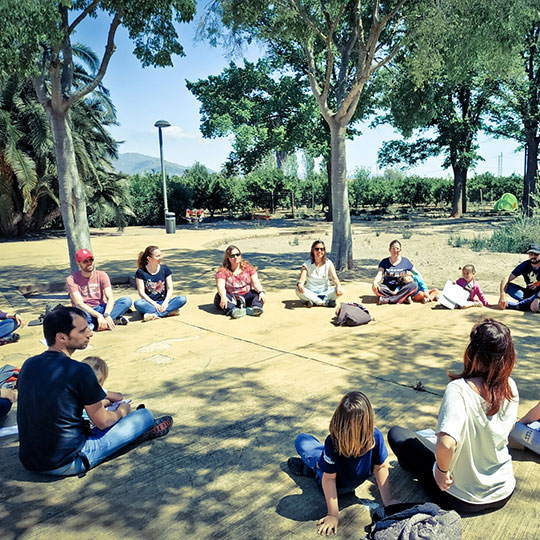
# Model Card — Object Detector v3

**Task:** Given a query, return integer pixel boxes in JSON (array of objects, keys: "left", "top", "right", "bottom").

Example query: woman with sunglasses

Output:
[
  {"left": 296, "top": 241, "right": 343, "bottom": 307},
  {"left": 214, "top": 246, "right": 266, "bottom": 318}
]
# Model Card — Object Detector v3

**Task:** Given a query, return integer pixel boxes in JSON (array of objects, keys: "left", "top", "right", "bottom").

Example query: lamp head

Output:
[{"left": 154, "top": 120, "right": 171, "bottom": 129}]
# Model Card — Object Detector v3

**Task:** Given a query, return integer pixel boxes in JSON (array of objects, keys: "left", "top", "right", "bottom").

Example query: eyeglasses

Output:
[
  {"left": 82, "top": 258, "right": 94, "bottom": 263},
  {"left": 313, "top": 247, "right": 325, "bottom": 251},
  {"left": 229, "top": 253, "right": 241, "bottom": 258}
]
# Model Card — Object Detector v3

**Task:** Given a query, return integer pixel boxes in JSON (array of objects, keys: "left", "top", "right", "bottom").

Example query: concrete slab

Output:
[{"left": 0, "top": 223, "right": 538, "bottom": 540}]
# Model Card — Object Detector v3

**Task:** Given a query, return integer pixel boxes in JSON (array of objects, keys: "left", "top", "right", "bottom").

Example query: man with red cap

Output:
[{"left": 66, "top": 249, "right": 132, "bottom": 331}]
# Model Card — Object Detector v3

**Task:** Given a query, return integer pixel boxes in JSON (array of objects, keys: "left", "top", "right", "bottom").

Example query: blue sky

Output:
[{"left": 74, "top": 6, "right": 523, "bottom": 178}]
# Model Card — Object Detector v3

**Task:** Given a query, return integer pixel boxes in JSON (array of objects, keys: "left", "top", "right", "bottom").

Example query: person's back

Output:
[
  {"left": 437, "top": 377, "right": 518, "bottom": 503},
  {"left": 17, "top": 349, "right": 104, "bottom": 471}
]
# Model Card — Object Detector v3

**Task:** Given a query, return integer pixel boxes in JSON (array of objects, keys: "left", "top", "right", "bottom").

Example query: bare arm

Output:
[
  {"left": 216, "top": 277, "right": 228, "bottom": 310},
  {"left": 372, "top": 268, "right": 384, "bottom": 295},
  {"left": 434, "top": 432, "right": 457, "bottom": 491},
  {"left": 373, "top": 458, "right": 395, "bottom": 506},
  {"left": 251, "top": 272, "right": 266, "bottom": 304},
  {"left": 519, "top": 401, "right": 540, "bottom": 425},
  {"left": 101, "top": 286, "right": 116, "bottom": 329},
  {"left": 297, "top": 267, "right": 308, "bottom": 293},
  {"left": 161, "top": 274, "right": 174, "bottom": 311},
  {"left": 85, "top": 400, "right": 131, "bottom": 430},
  {"left": 499, "top": 273, "right": 515, "bottom": 309},
  {"left": 328, "top": 262, "right": 344, "bottom": 296},
  {"left": 318, "top": 472, "right": 339, "bottom": 536}
]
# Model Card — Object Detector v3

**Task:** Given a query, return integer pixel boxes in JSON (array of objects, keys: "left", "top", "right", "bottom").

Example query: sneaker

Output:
[
  {"left": 143, "top": 313, "right": 159, "bottom": 322},
  {"left": 136, "top": 415, "right": 173, "bottom": 444},
  {"left": 325, "top": 299, "right": 337, "bottom": 308},
  {"left": 114, "top": 316, "right": 129, "bottom": 326},
  {"left": 378, "top": 297, "right": 390, "bottom": 305},
  {"left": 287, "top": 457, "right": 316, "bottom": 478},
  {"left": 246, "top": 306, "right": 263, "bottom": 316},
  {"left": 165, "top": 310, "right": 179, "bottom": 317},
  {"left": 236, "top": 296, "right": 247, "bottom": 309},
  {"left": 304, "top": 301, "right": 314, "bottom": 308},
  {"left": 0, "top": 333, "right": 20, "bottom": 346},
  {"left": 231, "top": 307, "right": 246, "bottom": 319}
]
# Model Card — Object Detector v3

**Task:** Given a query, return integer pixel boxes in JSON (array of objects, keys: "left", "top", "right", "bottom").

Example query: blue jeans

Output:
[
  {"left": 134, "top": 296, "right": 187, "bottom": 317},
  {"left": 506, "top": 283, "right": 539, "bottom": 311},
  {"left": 85, "top": 297, "right": 132, "bottom": 328},
  {"left": 0, "top": 398, "right": 12, "bottom": 418},
  {"left": 0, "top": 318, "right": 19, "bottom": 339},
  {"left": 41, "top": 408, "right": 154, "bottom": 476}
]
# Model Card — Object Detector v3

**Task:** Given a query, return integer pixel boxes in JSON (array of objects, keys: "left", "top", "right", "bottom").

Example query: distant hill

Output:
[{"left": 112, "top": 152, "right": 190, "bottom": 176}]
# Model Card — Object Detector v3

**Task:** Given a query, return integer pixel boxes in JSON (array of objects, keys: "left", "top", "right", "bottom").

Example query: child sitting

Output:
[
  {"left": 287, "top": 391, "right": 395, "bottom": 536},
  {"left": 509, "top": 401, "right": 540, "bottom": 454},
  {"left": 398, "top": 271, "right": 438, "bottom": 303},
  {"left": 455, "top": 264, "right": 489, "bottom": 308},
  {"left": 82, "top": 356, "right": 124, "bottom": 411}
]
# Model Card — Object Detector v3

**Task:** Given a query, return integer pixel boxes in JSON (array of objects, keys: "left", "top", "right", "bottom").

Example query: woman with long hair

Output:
[
  {"left": 296, "top": 240, "right": 343, "bottom": 307},
  {"left": 388, "top": 319, "right": 519, "bottom": 513},
  {"left": 214, "top": 245, "right": 266, "bottom": 319},
  {"left": 134, "top": 246, "right": 187, "bottom": 322}
]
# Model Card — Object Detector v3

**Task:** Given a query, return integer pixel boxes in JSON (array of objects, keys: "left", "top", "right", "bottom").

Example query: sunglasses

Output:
[
  {"left": 313, "top": 247, "right": 325, "bottom": 251},
  {"left": 229, "top": 253, "right": 241, "bottom": 258},
  {"left": 82, "top": 258, "right": 94, "bottom": 263}
]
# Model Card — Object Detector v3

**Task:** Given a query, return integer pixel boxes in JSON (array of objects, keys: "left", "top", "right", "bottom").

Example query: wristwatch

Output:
[{"left": 104, "top": 312, "right": 110, "bottom": 318}]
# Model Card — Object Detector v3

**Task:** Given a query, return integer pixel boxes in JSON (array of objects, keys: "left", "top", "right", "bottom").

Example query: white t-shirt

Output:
[
  {"left": 435, "top": 377, "right": 518, "bottom": 504},
  {"left": 303, "top": 259, "right": 331, "bottom": 292}
]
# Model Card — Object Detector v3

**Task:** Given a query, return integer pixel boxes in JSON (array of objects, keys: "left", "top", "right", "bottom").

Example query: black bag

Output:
[{"left": 335, "top": 302, "right": 371, "bottom": 326}]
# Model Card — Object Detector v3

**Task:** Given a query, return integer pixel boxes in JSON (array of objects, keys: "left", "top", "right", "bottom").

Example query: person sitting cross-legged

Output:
[
  {"left": 17, "top": 306, "right": 172, "bottom": 476},
  {"left": 66, "top": 249, "right": 132, "bottom": 331}
]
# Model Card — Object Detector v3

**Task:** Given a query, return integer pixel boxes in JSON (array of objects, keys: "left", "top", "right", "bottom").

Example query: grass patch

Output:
[{"left": 448, "top": 216, "right": 540, "bottom": 253}]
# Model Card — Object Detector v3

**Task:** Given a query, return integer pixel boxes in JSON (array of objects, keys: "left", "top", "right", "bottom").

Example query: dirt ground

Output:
[{"left": 0, "top": 215, "right": 538, "bottom": 540}]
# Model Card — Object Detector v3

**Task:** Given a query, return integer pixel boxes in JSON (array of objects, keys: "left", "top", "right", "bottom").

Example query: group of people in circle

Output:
[{"left": 2, "top": 236, "right": 539, "bottom": 537}]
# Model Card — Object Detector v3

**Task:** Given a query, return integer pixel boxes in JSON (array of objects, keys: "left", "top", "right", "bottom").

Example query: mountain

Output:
[{"left": 112, "top": 152, "right": 190, "bottom": 176}]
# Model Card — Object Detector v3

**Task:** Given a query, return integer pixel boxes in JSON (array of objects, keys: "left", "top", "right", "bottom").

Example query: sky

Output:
[{"left": 74, "top": 5, "right": 524, "bottom": 178}]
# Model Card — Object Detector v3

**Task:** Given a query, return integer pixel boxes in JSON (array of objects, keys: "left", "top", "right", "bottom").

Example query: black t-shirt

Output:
[
  {"left": 17, "top": 350, "right": 105, "bottom": 471},
  {"left": 511, "top": 260, "right": 540, "bottom": 290},
  {"left": 135, "top": 264, "right": 172, "bottom": 302}
]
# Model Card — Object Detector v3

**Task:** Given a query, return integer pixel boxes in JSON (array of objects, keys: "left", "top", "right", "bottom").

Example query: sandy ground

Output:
[{"left": 0, "top": 216, "right": 538, "bottom": 540}]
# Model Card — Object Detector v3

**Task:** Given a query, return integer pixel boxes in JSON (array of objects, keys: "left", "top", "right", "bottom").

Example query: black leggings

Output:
[{"left": 387, "top": 426, "right": 513, "bottom": 514}]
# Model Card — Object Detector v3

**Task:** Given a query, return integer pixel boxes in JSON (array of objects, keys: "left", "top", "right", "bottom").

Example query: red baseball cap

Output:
[{"left": 75, "top": 249, "right": 94, "bottom": 263}]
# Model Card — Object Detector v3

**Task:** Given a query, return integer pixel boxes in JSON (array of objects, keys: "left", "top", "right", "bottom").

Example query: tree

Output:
[
  {"left": 377, "top": 0, "right": 514, "bottom": 217},
  {"left": 0, "top": 0, "right": 195, "bottom": 270},
  {"left": 488, "top": 9, "right": 540, "bottom": 216},
  {"left": 201, "top": 0, "right": 409, "bottom": 269}
]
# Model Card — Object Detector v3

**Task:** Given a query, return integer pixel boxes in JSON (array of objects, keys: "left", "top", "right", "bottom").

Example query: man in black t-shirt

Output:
[
  {"left": 17, "top": 307, "right": 171, "bottom": 476},
  {"left": 498, "top": 243, "right": 540, "bottom": 312}
]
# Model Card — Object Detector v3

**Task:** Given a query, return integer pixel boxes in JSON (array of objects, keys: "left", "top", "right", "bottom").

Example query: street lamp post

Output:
[{"left": 154, "top": 119, "right": 175, "bottom": 233}]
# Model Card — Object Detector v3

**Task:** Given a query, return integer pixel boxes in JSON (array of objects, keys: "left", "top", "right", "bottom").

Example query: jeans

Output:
[
  {"left": 0, "top": 398, "right": 12, "bottom": 418},
  {"left": 505, "top": 283, "right": 540, "bottom": 312},
  {"left": 0, "top": 318, "right": 19, "bottom": 339},
  {"left": 134, "top": 295, "right": 187, "bottom": 317},
  {"left": 387, "top": 426, "right": 513, "bottom": 514},
  {"left": 85, "top": 297, "right": 133, "bottom": 328},
  {"left": 41, "top": 408, "right": 154, "bottom": 476},
  {"left": 296, "top": 286, "right": 339, "bottom": 305}
]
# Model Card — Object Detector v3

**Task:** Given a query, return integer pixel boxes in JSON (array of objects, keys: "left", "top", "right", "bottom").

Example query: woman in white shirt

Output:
[
  {"left": 296, "top": 241, "right": 344, "bottom": 307},
  {"left": 388, "top": 318, "right": 518, "bottom": 514}
]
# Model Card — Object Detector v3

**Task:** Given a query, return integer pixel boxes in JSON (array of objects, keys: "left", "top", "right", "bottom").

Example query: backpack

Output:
[
  {"left": 335, "top": 302, "right": 371, "bottom": 326},
  {"left": 369, "top": 502, "right": 462, "bottom": 540},
  {"left": 0, "top": 364, "right": 19, "bottom": 388}
]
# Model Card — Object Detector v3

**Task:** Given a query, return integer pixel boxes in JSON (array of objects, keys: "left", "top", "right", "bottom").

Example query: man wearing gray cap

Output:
[{"left": 499, "top": 243, "right": 540, "bottom": 312}]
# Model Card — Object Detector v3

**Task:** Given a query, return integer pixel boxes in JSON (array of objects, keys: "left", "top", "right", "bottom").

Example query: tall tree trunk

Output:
[
  {"left": 329, "top": 123, "right": 353, "bottom": 270},
  {"left": 47, "top": 107, "right": 91, "bottom": 272},
  {"left": 523, "top": 129, "right": 539, "bottom": 216},
  {"left": 451, "top": 166, "right": 467, "bottom": 218},
  {"left": 325, "top": 158, "right": 332, "bottom": 221}
]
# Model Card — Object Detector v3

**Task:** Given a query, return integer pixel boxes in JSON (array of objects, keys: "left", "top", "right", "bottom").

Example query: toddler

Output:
[{"left": 455, "top": 264, "right": 489, "bottom": 308}]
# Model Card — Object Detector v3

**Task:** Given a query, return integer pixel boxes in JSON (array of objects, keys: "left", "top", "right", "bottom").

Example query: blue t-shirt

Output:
[
  {"left": 511, "top": 260, "right": 540, "bottom": 290},
  {"left": 135, "top": 264, "right": 172, "bottom": 302},
  {"left": 317, "top": 428, "right": 388, "bottom": 489},
  {"left": 378, "top": 257, "right": 414, "bottom": 290}
]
